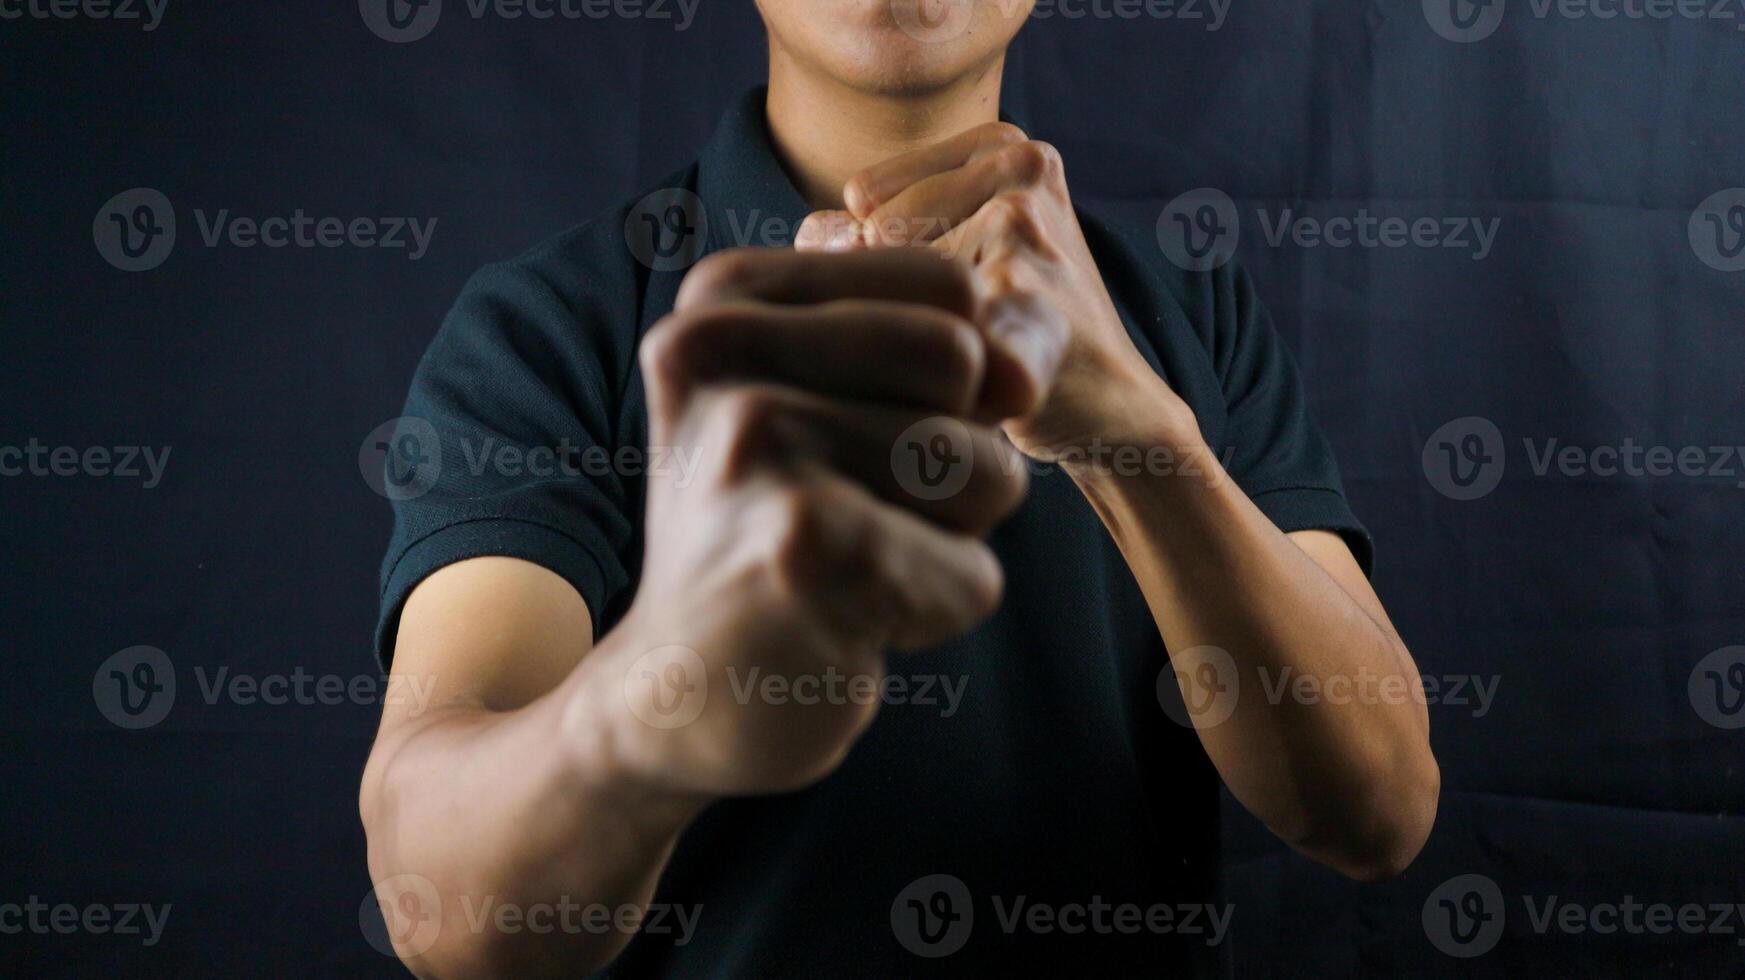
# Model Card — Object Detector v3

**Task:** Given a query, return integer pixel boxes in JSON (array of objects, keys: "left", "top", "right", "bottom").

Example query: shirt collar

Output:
[
  {"left": 697, "top": 86, "right": 812, "bottom": 253},
  {"left": 696, "top": 86, "right": 1029, "bottom": 254}
]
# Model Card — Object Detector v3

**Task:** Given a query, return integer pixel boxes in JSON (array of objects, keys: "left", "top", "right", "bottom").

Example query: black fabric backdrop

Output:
[{"left": 4, "top": 2, "right": 1742, "bottom": 976}]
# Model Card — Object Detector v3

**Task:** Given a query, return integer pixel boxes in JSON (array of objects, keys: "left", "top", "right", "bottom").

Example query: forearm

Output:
[
  {"left": 360, "top": 639, "right": 709, "bottom": 977},
  {"left": 1070, "top": 399, "right": 1437, "bottom": 879}
]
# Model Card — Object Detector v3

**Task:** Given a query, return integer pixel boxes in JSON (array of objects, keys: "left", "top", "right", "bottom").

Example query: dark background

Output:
[{"left": 4, "top": 1, "right": 1743, "bottom": 975}]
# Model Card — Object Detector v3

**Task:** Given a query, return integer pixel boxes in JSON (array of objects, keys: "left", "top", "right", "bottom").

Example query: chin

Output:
[{"left": 764, "top": 0, "right": 1028, "bottom": 96}]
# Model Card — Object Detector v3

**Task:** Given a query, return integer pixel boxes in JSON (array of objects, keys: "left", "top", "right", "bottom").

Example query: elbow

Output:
[
  {"left": 1326, "top": 749, "right": 1441, "bottom": 883},
  {"left": 1281, "top": 741, "right": 1441, "bottom": 884},
  {"left": 357, "top": 742, "right": 630, "bottom": 980}
]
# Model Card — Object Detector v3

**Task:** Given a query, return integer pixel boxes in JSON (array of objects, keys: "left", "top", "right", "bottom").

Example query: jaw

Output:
[{"left": 761, "top": 0, "right": 1027, "bottom": 99}]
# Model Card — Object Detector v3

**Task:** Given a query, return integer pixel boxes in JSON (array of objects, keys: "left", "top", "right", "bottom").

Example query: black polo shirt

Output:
[{"left": 376, "top": 86, "right": 1370, "bottom": 978}]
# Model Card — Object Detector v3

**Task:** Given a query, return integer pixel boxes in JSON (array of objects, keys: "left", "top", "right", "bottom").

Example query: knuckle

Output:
[
  {"left": 640, "top": 307, "right": 727, "bottom": 384},
  {"left": 982, "top": 121, "right": 1029, "bottom": 146},
  {"left": 1028, "top": 140, "right": 1065, "bottom": 182},
  {"left": 714, "top": 388, "right": 784, "bottom": 469},
  {"left": 639, "top": 313, "right": 693, "bottom": 390},
  {"left": 718, "top": 386, "right": 778, "bottom": 437},
  {"left": 935, "top": 253, "right": 979, "bottom": 309},
  {"left": 919, "top": 317, "right": 985, "bottom": 404},
  {"left": 957, "top": 541, "right": 1005, "bottom": 621},
  {"left": 770, "top": 485, "right": 881, "bottom": 591},
  {"left": 677, "top": 248, "right": 758, "bottom": 308},
  {"left": 996, "top": 140, "right": 1056, "bottom": 184},
  {"left": 989, "top": 440, "right": 1031, "bottom": 515},
  {"left": 843, "top": 172, "right": 878, "bottom": 214},
  {"left": 988, "top": 191, "right": 1042, "bottom": 236},
  {"left": 769, "top": 486, "right": 825, "bottom": 575}
]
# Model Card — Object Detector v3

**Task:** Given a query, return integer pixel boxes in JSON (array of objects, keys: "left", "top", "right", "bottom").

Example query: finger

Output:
[
  {"left": 689, "top": 383, "right": 1029, "bottom": 536},
  {"left": 843, "top": 121, "right": 1028, "bottom": 220},
  {"left": 758, "top": 469, "right": 1006, "bottom": 651},
  {"left": 794, "top": 210, "right": 866, "bottom": 254},
  {"left": 641, "top": 299, "right": 986, "bottom": 421},
  {"left": 929, "top": 188, "right": 1054, "bottom": 262},
  {"left": 674, "top": 247, "right": 978, "bottom": 320},
  {"left": 860, "top": 141, "right": 1063, "bottom": 248},
  {"left": 975, "top": 288, "right": 1072, "bottom": 421}
]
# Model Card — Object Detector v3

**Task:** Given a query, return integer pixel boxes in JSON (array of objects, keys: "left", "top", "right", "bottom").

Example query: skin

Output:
[{"left": 361, "top": 2, "right": 1440, "bottom": 975}]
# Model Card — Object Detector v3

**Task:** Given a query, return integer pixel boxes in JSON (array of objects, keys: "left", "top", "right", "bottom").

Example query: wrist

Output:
[{"left": 1057, "top": 351, "right": 1209, "bottom": 485}]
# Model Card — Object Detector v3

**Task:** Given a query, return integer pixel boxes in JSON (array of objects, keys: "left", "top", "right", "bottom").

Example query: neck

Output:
[{"left": 764, "top": 51, "right": 1006, "bottom": 210}]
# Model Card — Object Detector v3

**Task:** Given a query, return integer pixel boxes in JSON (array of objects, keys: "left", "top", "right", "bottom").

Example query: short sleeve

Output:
[
  {"left": 1214, "top": 262, "right": 1374, "bottom": 574},
  {"left": 373, "top": 260, "right": 635, "bottom": 668}
]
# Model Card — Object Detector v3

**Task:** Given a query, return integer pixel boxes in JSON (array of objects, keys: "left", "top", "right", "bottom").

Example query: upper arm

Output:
[
  {"left": 374, "top": 254, "right": 640, "bottom": 672},
  {"left": 1287, "top": 529, "right": 1398, "bottom": 643},
  {"left": 376, "top": 556, "right": 596, "bottom": 742}
]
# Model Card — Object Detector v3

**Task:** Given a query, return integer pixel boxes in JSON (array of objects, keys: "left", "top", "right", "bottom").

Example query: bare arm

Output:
[
  {"left": 815, "top": 122, "right": 1440, "bottom": 880},
  {"left": 359, "top": 247, "right": 1064, "bottom": 977},
  {"left": 360, "top": 557, "right": 705, "bottom": 976},
  {"left": 1070, "top": 412, "right": 1440, "bottom": 880}
]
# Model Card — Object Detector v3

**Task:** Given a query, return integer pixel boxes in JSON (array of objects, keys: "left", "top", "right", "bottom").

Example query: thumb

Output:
[{"left": 794, "top": 210, "right": 866, "bottom": 254}]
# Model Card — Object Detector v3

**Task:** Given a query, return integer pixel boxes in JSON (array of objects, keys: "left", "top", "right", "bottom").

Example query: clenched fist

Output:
[
  {"left": 576, "top": 246, "right": 1068, "bottom": 799},
  {"left": 796, "top": 122, "right": 1196, "bottom": 465}
]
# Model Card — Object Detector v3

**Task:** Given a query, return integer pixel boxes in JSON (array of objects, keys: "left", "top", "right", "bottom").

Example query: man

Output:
[{"left": 360, "top": 1, "right": 1440, "bottom": 976}]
